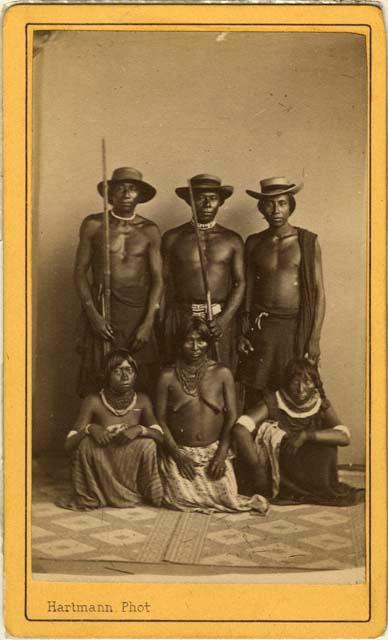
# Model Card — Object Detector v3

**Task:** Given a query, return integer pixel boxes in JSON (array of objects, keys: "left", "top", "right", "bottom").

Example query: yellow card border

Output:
[{"left": 3, "top": 3, "right": 386, "bottom": 638}]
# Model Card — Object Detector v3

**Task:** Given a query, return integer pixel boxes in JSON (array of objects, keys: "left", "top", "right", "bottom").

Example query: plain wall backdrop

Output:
[{"left": 32, "top": 30, "right": 367, "bottom": 464}]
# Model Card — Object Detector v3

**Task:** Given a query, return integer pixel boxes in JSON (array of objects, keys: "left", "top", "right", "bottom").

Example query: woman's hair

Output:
[
  {"left": 283, "top": 358, "right": 326, "bottom": 401},
  {"left": 103, "top": 348, "right": 138, "bottom": 387},
  {"left": 257, "top": 193, "right": 296, "bottom": 215},
  {"left": 178, "top": 317, "right": 212, "bottom": 349}
]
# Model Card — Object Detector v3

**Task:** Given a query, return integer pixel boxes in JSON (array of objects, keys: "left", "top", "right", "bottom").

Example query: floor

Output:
[{"left": 32, "top": 454, "right": 366, "bottom": 584}]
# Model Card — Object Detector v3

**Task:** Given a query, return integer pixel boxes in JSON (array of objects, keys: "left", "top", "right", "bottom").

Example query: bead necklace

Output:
[
  {"left": 110, "top": 209, "right": 136, "bottom": 222},
  {"left": 191, "top": 218, "right": 216, "bottom": 230},
  {"left": 100, "top": 389, "right": 137, "bottom": 416},
  {"left": 174, "top": 357, "right": 209, "bottom": 397}
]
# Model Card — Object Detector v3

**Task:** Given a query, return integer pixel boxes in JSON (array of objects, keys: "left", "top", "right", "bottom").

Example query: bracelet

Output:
[{"left": 139, "top": 425, "right": 147, "bottom": 436}]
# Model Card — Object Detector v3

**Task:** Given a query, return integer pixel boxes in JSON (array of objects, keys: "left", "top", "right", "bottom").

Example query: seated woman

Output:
[
  {"left": 59, "top": 349, "right": 164, "bottom": 510},
  {"left": 233, "top": 358, "right": 364, "bottom": 506},
  {"left": 156, "top": 317, "right": 268, "bottom": 514}
]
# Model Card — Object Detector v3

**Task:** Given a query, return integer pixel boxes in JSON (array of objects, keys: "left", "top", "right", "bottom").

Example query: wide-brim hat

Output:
[
  {"left": 246, "top": 177, "right": 303, "bottom": 200},
  {"left": 175, "top": 174, "right": 234, "bottom": 202},
  {"left": 97, "top": 167, "right": 156, "bottom": 203}
]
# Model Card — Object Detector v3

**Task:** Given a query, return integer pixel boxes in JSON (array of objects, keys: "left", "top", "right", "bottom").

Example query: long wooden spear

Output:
[
  {"left": 101, "top": 138, "right": 111, "bottom": 357},
  {"left": 187, "top": 179, "right": 220, "bottom": 362}
]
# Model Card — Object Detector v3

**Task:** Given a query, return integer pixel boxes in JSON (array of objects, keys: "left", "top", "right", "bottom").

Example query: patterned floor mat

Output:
[{"left": 32, "top": 477, "right": 365, "bottom": 571}]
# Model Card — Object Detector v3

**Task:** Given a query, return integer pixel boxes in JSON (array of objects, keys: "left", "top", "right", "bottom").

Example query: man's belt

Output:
[
  {"left": 191, "top": 302, "right": 223, "bottom": 318},
  {"left": 251, "top": 306, "right": 298, "bottom": 331}
]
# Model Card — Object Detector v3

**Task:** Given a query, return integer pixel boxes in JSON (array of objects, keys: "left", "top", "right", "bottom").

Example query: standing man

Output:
[
  {"left": 237, "top": 177, "right": 325, "bottom": 410},
  {"left": 161, "top": 174, "right": 245, "bottom": 369},
  {"left": 74, "top": 167, "right": 163, "bottom": 397}
]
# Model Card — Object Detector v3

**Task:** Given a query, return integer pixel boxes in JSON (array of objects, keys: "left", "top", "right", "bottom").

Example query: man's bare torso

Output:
[
  {"left": 165, "top": 223, "right": 238, "bottom": 302},
  {"left": 248, "top": 229, "right": 301, "bottom": 310},
  {"left": 86, "top": 213, "right": 156, "bottom": 299}
]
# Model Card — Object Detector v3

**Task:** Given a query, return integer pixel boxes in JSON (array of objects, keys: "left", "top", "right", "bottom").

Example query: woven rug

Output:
[{"left": 32, "top": 477, "right": 365, "bottom": 571}]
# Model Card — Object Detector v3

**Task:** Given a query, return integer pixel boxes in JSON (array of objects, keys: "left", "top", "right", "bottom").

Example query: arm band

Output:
[
  {"left": 333, "top": 425, "right": 351, "bottom": 439},
  {"left": 236, "top": 414, "right": 256, "bottom": 433},
  {"left": 66, "top": 425, "right": 91, "bottom": 439},
  {"left": 148, "top": 424, "right": 163, "bottom": 434}
]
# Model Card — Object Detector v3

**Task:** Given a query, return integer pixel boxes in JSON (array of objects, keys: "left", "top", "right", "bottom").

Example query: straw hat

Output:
[
  {"left": 246, "top": 177, "right": 303, "bottom": 199},
  {"left": 97, "top": 167, "right": 156, "bottom": 203}
]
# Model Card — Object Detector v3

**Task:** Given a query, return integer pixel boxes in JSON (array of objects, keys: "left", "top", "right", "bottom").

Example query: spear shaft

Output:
[
  {"left": 101, "top": 139, "right": 111, "bottom": 356},
  {"left": 187, "top": 179, "right": 220, "bottom": 361}
]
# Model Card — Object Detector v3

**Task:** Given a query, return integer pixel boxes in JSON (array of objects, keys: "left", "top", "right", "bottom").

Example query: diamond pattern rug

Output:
[{"left": 32, "top": 477, "right": 365, "bottom": 571}]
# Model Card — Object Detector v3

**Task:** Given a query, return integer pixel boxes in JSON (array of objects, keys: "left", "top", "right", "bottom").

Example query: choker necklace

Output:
[
  {"left": 191, "top": 219, "right": 216, "bottom": 230},
  {"left": 110, "top": 209, "right": 136, "bottom": 222},
  {"left": 175, "top": 357, "right": 209, "bottom": 396},
  {"left": 100, "top": 389, "right": 137, "bottom": 416}
]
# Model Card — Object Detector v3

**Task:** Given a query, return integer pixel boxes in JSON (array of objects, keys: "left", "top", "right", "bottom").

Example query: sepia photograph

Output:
[
  {"left": 31, "top": 26, "right": 366, "bottom": 582},
  {"left": 3, "top": 3, "right": 386, "bottom": 637}
]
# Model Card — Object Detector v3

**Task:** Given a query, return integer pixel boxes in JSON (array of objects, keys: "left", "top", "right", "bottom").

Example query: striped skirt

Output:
[
  {"left": 59, "top": 436, "right": 163, "bottom": 510},
  {"left": 160, "top": 442, "right": 269, "bottom": 514}
]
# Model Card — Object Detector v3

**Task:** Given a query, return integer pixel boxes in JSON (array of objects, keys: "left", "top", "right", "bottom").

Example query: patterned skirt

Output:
[
  {"left": 58, "top": 436, "right": 163, "bottom": 510},
  {"left": 160, "top": 441, "right": 268, "bottom": 514}
]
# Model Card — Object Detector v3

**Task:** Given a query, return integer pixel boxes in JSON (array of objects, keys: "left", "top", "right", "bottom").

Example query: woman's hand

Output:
[
  {"left": 174, "top": 452, "right": 198, "bottom": 480},
  {"left": 114, "top": 425, "right": 142, "bottom": 445},
  {"left": 284, "top": 430, "right": 308, "bottom": 454},
  {"left": 88, "top": 424, "right": 113, "bottom": 447},
  {"left": 207, "top": 451, "right": 227, "bottom": 480}
]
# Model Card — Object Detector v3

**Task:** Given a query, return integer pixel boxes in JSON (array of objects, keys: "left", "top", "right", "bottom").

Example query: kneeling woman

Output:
[
  {"left": 60, "top": 349, "right": 163, "bottom": 510},
  {"left": 156, "top": 318, "right": 268, "bottom": 514},
  {"left": 233, "top": 359, "right": 363, "bottom": 506}
]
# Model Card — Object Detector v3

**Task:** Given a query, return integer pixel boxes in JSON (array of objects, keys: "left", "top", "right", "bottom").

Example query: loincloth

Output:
[
  {"left": 237, "top": 305, "right": 298, "bottom": 392},
  {"left": 76, "top": 295, "right": 159, "bottom": 397}
]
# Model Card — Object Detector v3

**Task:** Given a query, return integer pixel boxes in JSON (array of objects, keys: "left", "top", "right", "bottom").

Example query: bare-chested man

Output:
[
  {"left": 161, "top": 174, "right": 245, "bottom": 369},
  {"left": 74, "top": 167, "right": 163, "bottom": 397},
  {"left": 237, "top": 177, "right": 325, "bottom": 411}
]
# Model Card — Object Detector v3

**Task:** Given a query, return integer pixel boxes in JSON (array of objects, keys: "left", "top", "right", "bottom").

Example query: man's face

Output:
[
  {"left": 286, "top": 370, "right": 316, "bottom": 405},
  {"left": 193, "top": 190, "right": 222, "bottom": 223},
  {"left": 181, "top": 330, "right": 209, "bottom": 363},
  {"left": 261, "top": 194, "right": 292, "bottom": 228},
  {"left": 110, "top": 181, "right": 141, "bottom": 214},
  {"left": 109, "top": 359, "right": 136, "bottom": 394}
]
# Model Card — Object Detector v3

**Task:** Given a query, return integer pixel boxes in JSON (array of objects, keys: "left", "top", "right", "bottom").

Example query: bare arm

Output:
[
  {"left": 208, "top": 367, "right": 237, "bottom": 479},
  {"left": 144, "top": 225, "right": 163, "bottom": 324},
  {"left": 217, "top": 234, "right": 245, "bottom": 328},
  {"left": 155, "top": 370, "right": 198, "bottom": 480},
  {"left": 286, "top": 402, "right": 350, "bottom": 452},
  {"left": 307, "top": 239, "right": 326, "bottom": 362},
  {"left": 159, "top": 231, "right": 175, "bottom": 323},
  {"left": 132, "top": 224, "right": 163, "bottom": 351},
  {"left": 243, "top": 235, "right": 257, "bottom": 316},
  {"left": 238, "top": 235, "right": 257, "bottom": 354},
  {"left": 155, "top": 371, "right": 180, "bottom": 457},
  {"left": 311, "top": 404, "right": 350, "bottom": 446},
  {"left": 65, "top": 395, "right": 113, "bottom": 452},
  {"left": 74, "top": 217, "right": 114, "bottom": 341},
  {"left": 138, "top": 393, "right": 163, "bottom": 444}
]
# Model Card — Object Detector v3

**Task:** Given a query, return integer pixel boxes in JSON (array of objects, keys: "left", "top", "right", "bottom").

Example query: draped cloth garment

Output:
[
  {"left": 58, "top": 434, "right": 163, "bottom": 510},
  {"left": 160, "top": 441, "right": 269, "bottom": 514}
]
